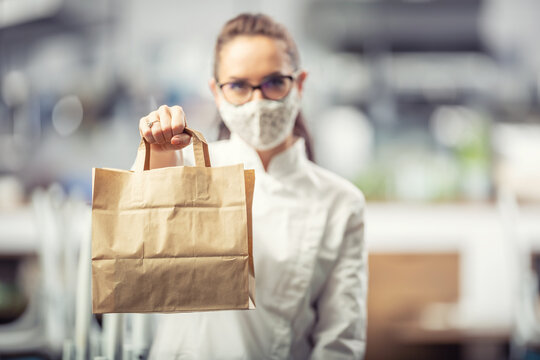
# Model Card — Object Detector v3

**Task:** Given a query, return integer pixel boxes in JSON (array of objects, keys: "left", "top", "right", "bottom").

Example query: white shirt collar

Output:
[{"left": 229, "top": 133, "right": 308, "bottom": 178}]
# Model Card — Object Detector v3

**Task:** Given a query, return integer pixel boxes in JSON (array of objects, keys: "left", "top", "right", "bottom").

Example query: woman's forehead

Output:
[{"left": 218, "top": 35, "right": 293, "bottom": 81}]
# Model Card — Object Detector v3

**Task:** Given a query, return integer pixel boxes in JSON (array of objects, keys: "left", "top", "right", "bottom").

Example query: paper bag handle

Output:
[
  {"left": 183, "top": 127, "right": 211, "bottom": 168},
  {"left": 134, "top": 126, "right": 211, "bottom": 172}
]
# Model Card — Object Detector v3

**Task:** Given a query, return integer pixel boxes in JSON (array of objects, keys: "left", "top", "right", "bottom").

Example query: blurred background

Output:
[{"left": 1, "top": 0, "right": 540, "bottom": 359}]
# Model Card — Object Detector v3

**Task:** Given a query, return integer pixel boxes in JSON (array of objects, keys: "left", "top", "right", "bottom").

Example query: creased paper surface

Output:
[{"left": 91, "top": 134, "right": 255, "bottom": 314}]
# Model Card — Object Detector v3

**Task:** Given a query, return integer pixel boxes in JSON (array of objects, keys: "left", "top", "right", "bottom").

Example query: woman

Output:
[{"left": 137, "top": 13, "right": 367, "bottom": 360}]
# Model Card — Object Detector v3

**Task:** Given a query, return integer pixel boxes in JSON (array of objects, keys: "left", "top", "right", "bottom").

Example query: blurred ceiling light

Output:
[
  {"left": 1, "top": 71, "right": 29, "bottom": 107},
  {"left": 51, "top": 95, "right": 83, "bottom": 136},
  {"left": 1, "top": 0, "right": 63, "bottom": 28}
]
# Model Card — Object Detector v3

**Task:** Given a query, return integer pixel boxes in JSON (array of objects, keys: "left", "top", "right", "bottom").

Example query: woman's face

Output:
[{"left": 210, "top": 35, "right": 307, "bottom": 107}]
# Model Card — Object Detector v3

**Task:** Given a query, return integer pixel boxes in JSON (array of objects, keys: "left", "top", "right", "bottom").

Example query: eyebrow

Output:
[{"left": 226, "top": 71, "right": 286, "bottom": 82}]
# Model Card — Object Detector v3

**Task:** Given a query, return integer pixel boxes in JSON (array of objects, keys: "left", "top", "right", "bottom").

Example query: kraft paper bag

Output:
[{"left": 91, "top": 127, "right": 255, "bottom": 313}]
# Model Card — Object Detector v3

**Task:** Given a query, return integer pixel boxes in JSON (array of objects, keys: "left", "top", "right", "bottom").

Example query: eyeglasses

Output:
[{"left": 217, "top": 73, "right": 297, "bottom": 105}]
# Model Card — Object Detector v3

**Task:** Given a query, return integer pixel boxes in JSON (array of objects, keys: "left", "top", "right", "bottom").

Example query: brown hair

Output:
[{"left": 213, "top": 13, "right": 314, "bottom": 162}]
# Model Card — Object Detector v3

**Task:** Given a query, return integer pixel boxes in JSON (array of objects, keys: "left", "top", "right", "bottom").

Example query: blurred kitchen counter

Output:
[
  {"left": 365, "top": 201, "right": 540, "bottom": 359},
  {"left": 366, "top": 201, "right": 540, "bottom": 252}
]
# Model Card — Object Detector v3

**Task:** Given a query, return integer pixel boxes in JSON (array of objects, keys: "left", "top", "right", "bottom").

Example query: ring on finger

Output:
[{"left": 147, "top": 119, "right": 160, "bottom": 128}]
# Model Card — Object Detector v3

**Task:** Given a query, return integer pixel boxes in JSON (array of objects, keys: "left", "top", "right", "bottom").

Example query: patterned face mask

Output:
[{"left": 218, "top": 87, "right": 301, "bottom": 151}]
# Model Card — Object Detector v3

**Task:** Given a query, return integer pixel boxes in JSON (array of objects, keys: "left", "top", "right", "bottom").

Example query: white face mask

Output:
[{"left": 218, "top": 87, "right": 301, "bottom": 151}]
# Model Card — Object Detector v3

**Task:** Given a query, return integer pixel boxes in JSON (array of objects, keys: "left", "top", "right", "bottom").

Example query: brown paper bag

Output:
[{"left": 91, "top": 127, "right": 255, "bottom": 313}]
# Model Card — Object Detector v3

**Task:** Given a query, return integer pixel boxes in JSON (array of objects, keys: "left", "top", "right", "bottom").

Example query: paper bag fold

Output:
[{"left": 91, "top": 128, "right": 255, "bottom": 313}]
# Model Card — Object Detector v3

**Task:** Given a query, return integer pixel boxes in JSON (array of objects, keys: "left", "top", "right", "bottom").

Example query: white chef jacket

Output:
[{"left": 148, "top": 133, "right": 367, "bottom": 360}]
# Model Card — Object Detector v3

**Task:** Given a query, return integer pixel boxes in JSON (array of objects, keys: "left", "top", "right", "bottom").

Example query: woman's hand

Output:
[{"left": 139, "top": 105, "right": 192, "bottom": 152}]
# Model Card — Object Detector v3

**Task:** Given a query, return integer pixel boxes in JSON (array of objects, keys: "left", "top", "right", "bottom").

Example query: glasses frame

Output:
[{"left": 217, "top": 71, "right": 299, "bottom": 105}]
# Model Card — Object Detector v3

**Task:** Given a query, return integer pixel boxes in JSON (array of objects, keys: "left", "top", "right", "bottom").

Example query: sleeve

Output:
[{"left": 311, "top": 202, "right": 367, "bottom": 360}]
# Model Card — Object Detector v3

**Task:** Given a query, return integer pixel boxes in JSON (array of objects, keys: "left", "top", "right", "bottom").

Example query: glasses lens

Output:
[
  {"left": 222, "top": 81, "right": 251, "bottom": 104},
  {"left": 261, "top": 76, "right": 293, "bottom": 100}
]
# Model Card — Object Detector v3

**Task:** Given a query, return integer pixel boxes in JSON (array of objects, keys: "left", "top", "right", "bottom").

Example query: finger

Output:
[
  {"left": 171, "top": 133, "right": 191, "bottom": 147},
  {"left": 170, "top": 105, "right": 186, "bottom": 136},
  {"left": 149, "top": 112, "right": 166, "bottom": 144},
  {"left": 139, "top": 116, "right": 156, "bottom": 143},
  {"left": 158, "top": 105, "right": 173, "bottom": 143}
]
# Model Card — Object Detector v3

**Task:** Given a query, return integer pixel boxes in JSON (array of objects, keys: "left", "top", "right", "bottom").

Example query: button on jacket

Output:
[{"left": 149, "top": 133, "right": 367, "bottom": 360}]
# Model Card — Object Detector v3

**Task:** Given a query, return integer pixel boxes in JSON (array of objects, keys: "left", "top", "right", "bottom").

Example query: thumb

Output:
[{"left": 171, "top": 133, "right": 191, "bottom": 146}]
